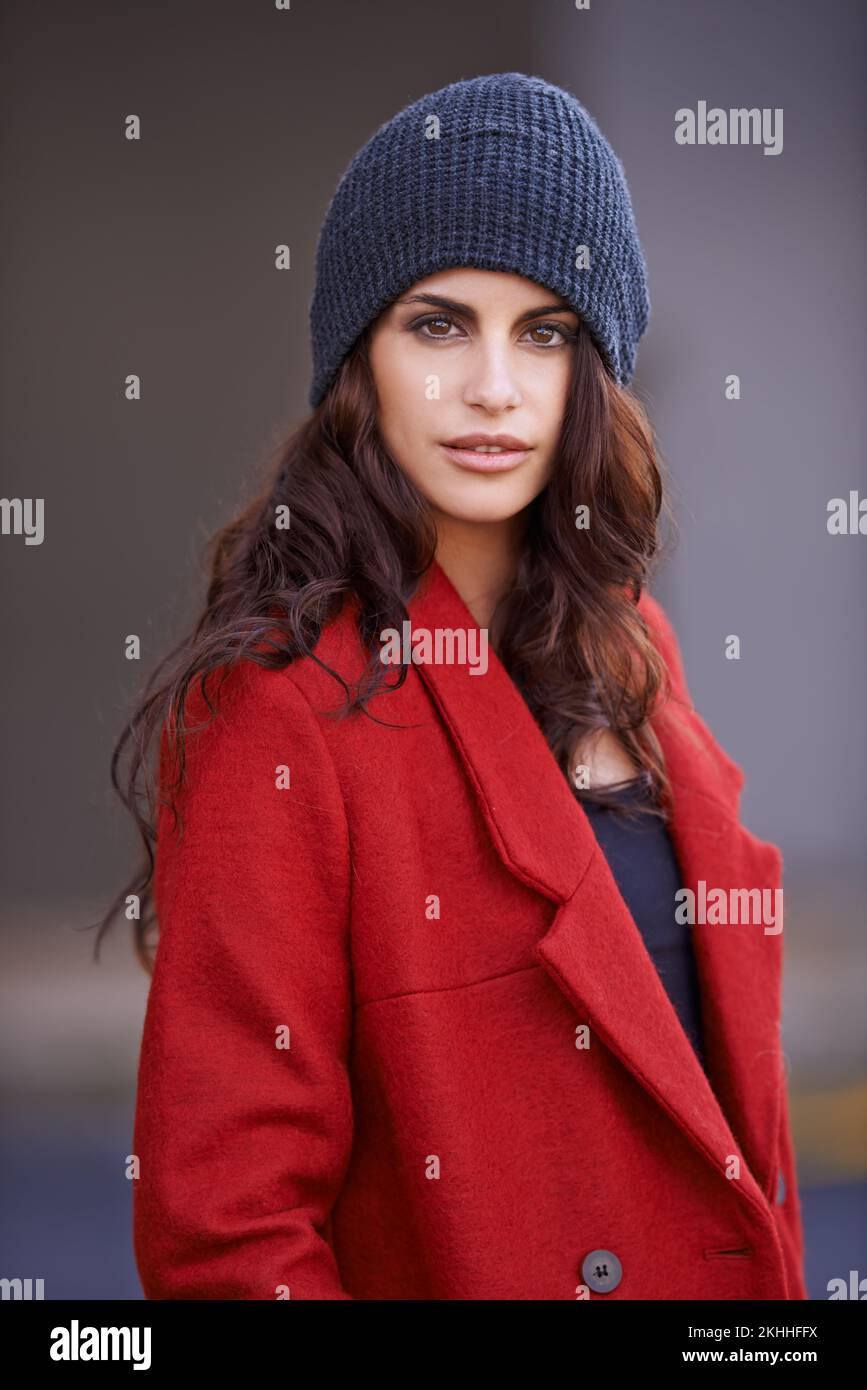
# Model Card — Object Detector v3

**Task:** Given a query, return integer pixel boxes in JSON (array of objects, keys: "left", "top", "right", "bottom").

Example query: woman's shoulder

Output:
[{"left": 164, "top": 600, "right": 369, "bottom": 774}]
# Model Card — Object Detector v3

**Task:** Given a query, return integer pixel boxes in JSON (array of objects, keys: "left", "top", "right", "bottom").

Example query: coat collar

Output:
[{"left": 406, "top": 558, "right": 784, "bottom": 1222}]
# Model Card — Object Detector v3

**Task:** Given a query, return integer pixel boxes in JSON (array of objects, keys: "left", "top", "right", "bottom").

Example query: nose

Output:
[{"left": 461, "top": 338, "right": 523, "bottom": 413}]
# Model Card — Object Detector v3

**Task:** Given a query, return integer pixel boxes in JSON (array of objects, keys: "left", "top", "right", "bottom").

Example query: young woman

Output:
[{"left": 98, "top": 72, "right": 807, "bottom": 1300}]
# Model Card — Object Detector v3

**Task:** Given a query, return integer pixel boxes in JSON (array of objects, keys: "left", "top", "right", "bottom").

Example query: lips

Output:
[
  {"left": 440, "top": 433, "right": 534, "bottom": 474},
  {"left": 444, "top": 433, "right": 531, "bottom": 451}
]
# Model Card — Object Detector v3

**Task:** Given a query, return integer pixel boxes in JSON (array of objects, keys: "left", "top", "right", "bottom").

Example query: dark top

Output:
[{"left": 579, "top": 779, "right": 707, "bottom": 1072}]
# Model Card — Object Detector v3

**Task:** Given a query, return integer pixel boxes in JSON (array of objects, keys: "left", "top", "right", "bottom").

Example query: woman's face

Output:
[{"left": 367, "top": 267, "right": 578, "bottom": 528}]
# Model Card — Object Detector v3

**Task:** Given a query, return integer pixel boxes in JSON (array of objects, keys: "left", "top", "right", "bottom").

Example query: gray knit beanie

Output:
[{"left": 308, "top": 71, "right": 649, "bottom": 408}]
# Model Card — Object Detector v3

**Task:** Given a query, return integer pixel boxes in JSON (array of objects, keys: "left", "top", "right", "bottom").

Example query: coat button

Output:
[
  {"left": 581, "top": 1249, "right": 622, "bottom": 1293},
  {"left": 776, "top": 1170, "right": 786, "bottom": 1204}
]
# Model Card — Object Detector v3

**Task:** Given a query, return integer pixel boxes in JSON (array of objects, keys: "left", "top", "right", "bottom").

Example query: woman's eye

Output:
[
  {"left": 416, "top": 315, "right": 458, "bottom": 338},
  {"left": 525, "top": 322, "right": 571, "bottom": 347}
]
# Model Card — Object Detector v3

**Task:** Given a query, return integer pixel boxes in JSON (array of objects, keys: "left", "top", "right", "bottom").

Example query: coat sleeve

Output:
[{"left": 132, "top": 660, "right": 355, "bottom": 1299}]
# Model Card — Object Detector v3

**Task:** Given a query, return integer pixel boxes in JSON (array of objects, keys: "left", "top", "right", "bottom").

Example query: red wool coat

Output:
[{"left": 133, "top": 559, "right": 808, "bottom": 1300}]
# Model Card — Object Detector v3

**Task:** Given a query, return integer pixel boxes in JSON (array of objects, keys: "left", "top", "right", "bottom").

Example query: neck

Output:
[{"left": 432, "top": 513, "right": 525, "bottom": 630}]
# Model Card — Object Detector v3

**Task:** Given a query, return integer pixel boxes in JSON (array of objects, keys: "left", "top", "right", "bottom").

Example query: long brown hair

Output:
[{"left": 90, "top": 315, "right": 676, "bottom": 973}]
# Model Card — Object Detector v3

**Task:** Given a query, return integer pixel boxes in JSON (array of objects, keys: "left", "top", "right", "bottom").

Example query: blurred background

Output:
[{"left": 1, "top": 0, "right": 864, "bottom": 1299}]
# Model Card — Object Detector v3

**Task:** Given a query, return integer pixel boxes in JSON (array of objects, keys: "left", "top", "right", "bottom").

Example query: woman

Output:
[{"left": 100, "top": 72, "right": 807, "bottom": 1299}]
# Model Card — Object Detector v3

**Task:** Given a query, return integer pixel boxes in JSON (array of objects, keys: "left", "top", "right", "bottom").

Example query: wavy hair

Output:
[{"left": 90, "top": 315, "right": 676, "bottom": 973}]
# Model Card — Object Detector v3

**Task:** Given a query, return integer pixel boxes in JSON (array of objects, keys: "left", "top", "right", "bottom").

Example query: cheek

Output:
[
  {"left": 374, "top": 347, "right": 426, "bottom": 444},
  {"left": 534, "top": 359, "right": 571, "bottom": 435}
]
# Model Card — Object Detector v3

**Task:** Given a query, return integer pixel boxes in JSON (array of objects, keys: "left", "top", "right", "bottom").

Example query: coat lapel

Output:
[{"left": 406, "top": 559, "right": 783, "bottom": 1214}]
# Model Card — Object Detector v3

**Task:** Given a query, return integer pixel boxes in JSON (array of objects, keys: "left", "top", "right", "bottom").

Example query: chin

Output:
[
  {"left": 413, "top": 458, "right": 545, "bottom": 518},
  {"left": 428, "top": 492, "right": 531, "bottom": 525}
]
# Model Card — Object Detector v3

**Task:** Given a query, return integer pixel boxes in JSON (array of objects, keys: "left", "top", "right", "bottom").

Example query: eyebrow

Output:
[{"left": 395, "top": 293, "right": 578, "bottom": 325}]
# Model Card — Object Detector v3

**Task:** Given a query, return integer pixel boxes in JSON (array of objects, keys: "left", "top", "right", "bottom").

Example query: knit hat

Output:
[{"left": 308, "top": 71, "right": 650, "bottom": 408}]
